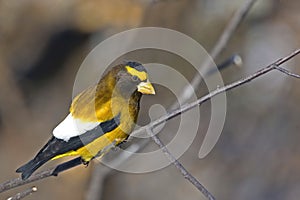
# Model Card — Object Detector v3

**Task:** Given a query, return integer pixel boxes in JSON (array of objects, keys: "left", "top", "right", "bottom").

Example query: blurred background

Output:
[{"left": 0, "top": 0, "right": 300, "bottom": 200}]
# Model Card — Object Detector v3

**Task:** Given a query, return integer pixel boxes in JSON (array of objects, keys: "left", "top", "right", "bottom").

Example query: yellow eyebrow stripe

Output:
[{"left": 125, "top": 66, "right": 147, "bottom": 81}]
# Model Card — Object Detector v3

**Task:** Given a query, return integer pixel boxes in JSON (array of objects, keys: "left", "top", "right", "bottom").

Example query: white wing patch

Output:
[{"left": 53, "top": 114, "right": 100, "bottom": 142}]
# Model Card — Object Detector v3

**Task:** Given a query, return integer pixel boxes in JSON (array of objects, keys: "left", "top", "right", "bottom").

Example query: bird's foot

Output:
[{"left": 81, "top": 159, "right": 89, "bottom": 167}]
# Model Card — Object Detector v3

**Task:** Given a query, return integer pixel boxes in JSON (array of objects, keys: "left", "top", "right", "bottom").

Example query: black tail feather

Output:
[
  {"left": 16, "top": 136, "right": 64, "bottom": 180},
  {"left": 16, "top": 158, "right": 49, "bottom": 180}
]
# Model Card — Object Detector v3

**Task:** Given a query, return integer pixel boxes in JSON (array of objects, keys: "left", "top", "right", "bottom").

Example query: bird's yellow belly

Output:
[{"left": 52, "top": 127, "right": 128, "bottom": 161}]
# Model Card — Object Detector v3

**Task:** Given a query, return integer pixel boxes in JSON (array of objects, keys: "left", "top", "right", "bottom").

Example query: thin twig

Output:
[
  {"left": 274, "top": 66, "right": 300, "bottom": 79},
  {"left": 1, "top": 48, "right": 299, "bottom": 195},
  {"left": 6, "top": 186, "right": 37, "bottom": 200},
  {"left": 0, "top": 169, "right": 54, "bottom": 193},
  {"left": 206, "top": 54, "right": 242, "bottom": 76},
  {"left": 147, "top": 128, "right": 215, "bottom": 200},
  {"left": 144, "top": 49, "right": 300, "bottom": 129},
  {"left": 176, "top": 0, "right": 258, "bottom": 108}
]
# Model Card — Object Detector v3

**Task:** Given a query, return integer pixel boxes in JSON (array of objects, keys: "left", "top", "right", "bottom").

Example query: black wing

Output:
[{"left": 16, "top": 113, "right": 120, "bottom": 180}]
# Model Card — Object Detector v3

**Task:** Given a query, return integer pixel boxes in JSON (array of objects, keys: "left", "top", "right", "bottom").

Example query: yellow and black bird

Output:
[{"left": 16, "top": 61, "right": 155, "bottom": 180}]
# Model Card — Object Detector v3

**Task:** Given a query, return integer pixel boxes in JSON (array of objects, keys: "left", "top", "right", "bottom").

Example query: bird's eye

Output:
[{"left": 132, "top": 75, "right": 139, "bottom": 82}]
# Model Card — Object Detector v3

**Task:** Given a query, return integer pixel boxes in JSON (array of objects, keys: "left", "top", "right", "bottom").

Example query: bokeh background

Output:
[{"left": 0, "top": 0, "right": 300, "bottom": 200}]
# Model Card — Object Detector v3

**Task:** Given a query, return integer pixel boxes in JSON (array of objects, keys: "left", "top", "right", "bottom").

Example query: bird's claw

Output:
[{"left": 81, "top": 159, "right": 89, "bottom": 167}]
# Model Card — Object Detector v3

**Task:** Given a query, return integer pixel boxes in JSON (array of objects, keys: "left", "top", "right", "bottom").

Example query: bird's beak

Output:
[{"left": 137, "top": 81, "right": 155, "bottom": 95}]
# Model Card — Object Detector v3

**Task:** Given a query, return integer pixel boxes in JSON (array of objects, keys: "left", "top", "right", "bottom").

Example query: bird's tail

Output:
[
  {"left": 16, "top": 137, "right": 63, "bottom": 180},
  {"left": 16, "top": 157, "right": 49, "bottom": 180}
]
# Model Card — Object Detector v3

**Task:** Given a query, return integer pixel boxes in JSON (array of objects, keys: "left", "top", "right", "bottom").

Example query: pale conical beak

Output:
[{"left": 137, "top": 81, "right": 155, "bottom": 95}]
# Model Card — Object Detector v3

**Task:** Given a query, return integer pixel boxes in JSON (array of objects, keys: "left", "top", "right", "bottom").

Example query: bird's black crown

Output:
[{"left": 126, "top": 61, "right": 146, "bottom": 72}]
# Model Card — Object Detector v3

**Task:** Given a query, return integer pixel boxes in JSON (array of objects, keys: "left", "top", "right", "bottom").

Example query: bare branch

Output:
[
  {"left": 206, "top": 54, "right": 243, "bottom": 76},
  {"left": 176, "top": 0, "right": 258, "bottom": 108},
  {"left": 0, "top": 169, "right": 53, "bottom": 193},
  {"left": 147, "top": 128, "right": 215, "bottom": 200},
  {"left": 209, "top": 0, "right": 257, "bottom": 59},
  {"left": 274, "top": 66, "right": 300, "bottom": 79},
  {"left": 145, "top": 49, "right": 300, "bottom": 128},
  {"left": 6, "top": 187, "right": 37, "bottom": 200}
]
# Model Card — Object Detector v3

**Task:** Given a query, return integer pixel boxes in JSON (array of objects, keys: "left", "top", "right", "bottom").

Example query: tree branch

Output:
[
  {"left": 0, "top": 169, "right": 53, "bottom": 193},
  {"left": 7, "top": 187, "right": 37, "bottom": 200},
  {"left": 146, "top": 128, "right": 216, "bottom": 200},
  {"left": 274, "top": 66, "right": 300, "bottom": 79},
  {"left": 175, "top": 0, "right": 258, "bottom": 108},
  {"left": 146, "top": 49, "right": 300, "bottom": 129}
]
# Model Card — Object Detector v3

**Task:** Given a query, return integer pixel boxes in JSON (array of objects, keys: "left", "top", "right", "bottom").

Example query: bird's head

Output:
[{"left": 112, "top": 61, "right": 155, "bottom": 98}]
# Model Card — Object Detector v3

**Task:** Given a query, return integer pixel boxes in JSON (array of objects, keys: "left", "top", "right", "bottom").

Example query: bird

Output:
[{"left": 16, "top": 61, "right": 155, "bottom": 180}]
